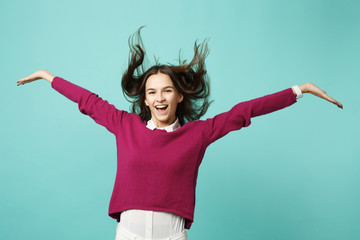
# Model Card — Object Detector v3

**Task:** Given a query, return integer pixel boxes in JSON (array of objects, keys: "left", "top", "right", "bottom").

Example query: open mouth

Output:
[{"left": 155, "top": 105, "right": 168, "bottom": 113}]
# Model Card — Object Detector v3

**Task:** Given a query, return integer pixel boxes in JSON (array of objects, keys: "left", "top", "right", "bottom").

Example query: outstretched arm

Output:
[
  {"left": 203, "top": 83, "right": 343, "bottom": 146},
  {"left": 17, "top": 70, "right": 127, "bottom": 134}
]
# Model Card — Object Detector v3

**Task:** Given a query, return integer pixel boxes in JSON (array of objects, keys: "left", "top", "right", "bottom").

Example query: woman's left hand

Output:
[{"left": 300, "top": 83, "right": 343, "bottom": 109}]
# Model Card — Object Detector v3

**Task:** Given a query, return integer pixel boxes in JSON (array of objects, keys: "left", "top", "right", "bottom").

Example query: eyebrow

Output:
[{"left": 146, "top": 86, "right": 174, "bottom": 92}]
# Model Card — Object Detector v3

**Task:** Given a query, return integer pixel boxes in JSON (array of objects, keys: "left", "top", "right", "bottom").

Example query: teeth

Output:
[{"left": 156, "top": 106, "right": 167, "bottom": 109}]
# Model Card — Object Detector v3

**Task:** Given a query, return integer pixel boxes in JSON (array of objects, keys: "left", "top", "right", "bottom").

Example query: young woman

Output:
[{"left": 17, "top": 27, "right": 343, "bottom": 240}]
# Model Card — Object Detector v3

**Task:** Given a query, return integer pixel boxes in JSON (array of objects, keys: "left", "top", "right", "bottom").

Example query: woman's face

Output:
[{"left": 144, "top": 72, "right": 183, "bottom": 128}]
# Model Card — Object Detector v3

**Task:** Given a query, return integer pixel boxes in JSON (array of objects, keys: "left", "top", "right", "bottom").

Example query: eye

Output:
[
  {"left": 148, "top": 92, "right": 155, "bottom": 94},
  {"left": 166, "top": 90, "right": 172, "bottom": 92}
]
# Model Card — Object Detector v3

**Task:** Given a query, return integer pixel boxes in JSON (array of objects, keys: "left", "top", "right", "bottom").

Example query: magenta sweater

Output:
[{"left": 51, "top": 76, "right": 297, "bottom": 229}]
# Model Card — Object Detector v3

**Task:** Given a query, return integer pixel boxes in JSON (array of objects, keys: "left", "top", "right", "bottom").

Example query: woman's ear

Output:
[
  {"left": 145, "top": 98, "right": 149, "bottom": 106},
  {"left": 178, "top": 94, "right": 184, "bottom": 103}
]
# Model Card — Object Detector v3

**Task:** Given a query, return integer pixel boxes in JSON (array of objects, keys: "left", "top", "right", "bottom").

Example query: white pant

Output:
[
  {"left": 115, "top": 209, "right": 186, "bottom": 239},
  {"left": 115, "top": 223, "right": 188, "bottom": 240}
]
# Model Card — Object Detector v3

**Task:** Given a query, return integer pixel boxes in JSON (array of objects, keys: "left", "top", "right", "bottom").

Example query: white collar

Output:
[{"left": 146, "top": 117, "right": 181, "bottom": 132}]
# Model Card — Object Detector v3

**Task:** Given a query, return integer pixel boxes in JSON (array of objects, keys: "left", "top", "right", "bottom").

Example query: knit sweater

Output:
[{"left": 51, "top": 76, "right": 297, "bottom": 229}]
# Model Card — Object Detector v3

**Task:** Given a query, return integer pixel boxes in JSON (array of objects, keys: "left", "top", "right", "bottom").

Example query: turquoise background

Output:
[{"left": 1, "top": 0, "right": 359, "bottom": 239}]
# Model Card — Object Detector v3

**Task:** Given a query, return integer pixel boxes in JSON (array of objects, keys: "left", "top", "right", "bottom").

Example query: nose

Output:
[{"left": 156, "top": 92, "right": 165, "bottom": 102}]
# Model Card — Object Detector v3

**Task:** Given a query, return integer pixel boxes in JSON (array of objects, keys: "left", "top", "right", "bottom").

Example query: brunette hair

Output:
[{"left": 121, "top": 26, "right": 213, "bottom": 126}]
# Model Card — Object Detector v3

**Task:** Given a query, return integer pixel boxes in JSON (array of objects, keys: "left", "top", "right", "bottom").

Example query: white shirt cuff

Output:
[{"left": 292, "top": 85, "right": 303, "bottom": 99}]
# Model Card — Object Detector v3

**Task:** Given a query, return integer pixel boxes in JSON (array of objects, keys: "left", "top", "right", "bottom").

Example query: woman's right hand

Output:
[{"left": 17, "top": 70, "right": 55, "bottom": 86}]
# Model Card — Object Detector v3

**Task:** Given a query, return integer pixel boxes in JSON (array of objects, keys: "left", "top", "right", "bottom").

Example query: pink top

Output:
[{"left": 51, "top": 76, "right": 297, "bottom": 229}]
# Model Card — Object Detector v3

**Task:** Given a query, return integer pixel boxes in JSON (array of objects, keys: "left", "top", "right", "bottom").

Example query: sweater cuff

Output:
[{"left": 51, "top": 76, "right": 61, "bottom": 89}]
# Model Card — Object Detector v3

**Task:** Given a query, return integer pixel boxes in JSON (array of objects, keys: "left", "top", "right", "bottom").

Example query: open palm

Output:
[
  {"left": 17, "top": 70, "right": 49, "bottom": 86},
  {"left": 306, "top": 83, "right": 343, "bottom": 109}
]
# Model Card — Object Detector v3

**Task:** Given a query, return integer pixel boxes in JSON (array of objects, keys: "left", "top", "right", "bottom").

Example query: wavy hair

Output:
[{"left": 121, "top": 26, "right": 213, "bottom": 126}]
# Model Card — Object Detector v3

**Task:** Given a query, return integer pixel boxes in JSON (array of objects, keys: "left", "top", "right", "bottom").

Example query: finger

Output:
[
  {"left": 316, "top": 89, "right": 342, "bottom": 108},
  {"left": 327, "top": 97, "right": 343, "bottom": 109},
  {"left": 335, "top": 101, "right": 343, "bottom": 109},
  {"left": 320, "top": 93, "right": 338, "bottom": 105},
  {"left": 18, "top": 80, "right": 26, "bottom": 85},
  {"left": 17, "top": 78, "right": 26, "bottom": 84}
]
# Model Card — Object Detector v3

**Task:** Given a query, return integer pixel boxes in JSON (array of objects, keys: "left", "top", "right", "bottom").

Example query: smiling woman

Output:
[
  {"left": 144, "top": 73, "right": 184, "bottom": 128},
  {"left": 121, "top": 26, "right": 214, "bottom": 127},
  {"left": 16, "top": 25, "right": 343, "bottom": 240}
]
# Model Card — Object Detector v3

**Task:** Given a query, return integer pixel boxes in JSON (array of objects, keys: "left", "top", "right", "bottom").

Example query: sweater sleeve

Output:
[
  {"left": 51, "top": 76, "right": 128, "bottom": 135},
  {"left": 203, "top": 87, "right": 297, "bottom": 145}
]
